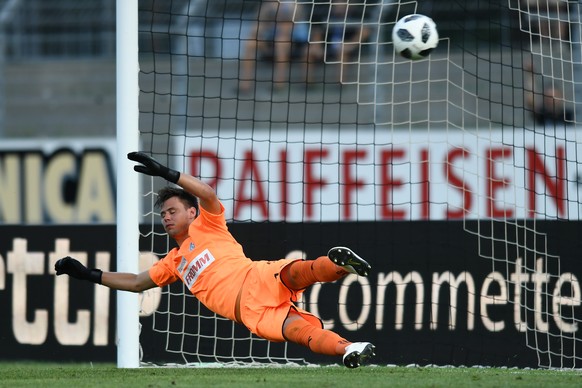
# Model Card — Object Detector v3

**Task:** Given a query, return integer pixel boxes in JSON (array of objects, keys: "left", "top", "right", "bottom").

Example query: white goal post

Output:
[{"left": 116, "top": 0, "right": 140, "bottom": 368}]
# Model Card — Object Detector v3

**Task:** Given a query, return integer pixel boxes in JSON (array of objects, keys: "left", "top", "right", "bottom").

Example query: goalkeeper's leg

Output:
[
  {"left": 283, "top": 311, "right": 348, "bottom": 355},
  {"left": 281, "top": 255, "right": 345, "bottom": 290},
  {"left": 282, "top": 311, "right": 375, "bottom": 368},
  {"left": 281, "top": 247, "right": 371, "bottom": 290}
]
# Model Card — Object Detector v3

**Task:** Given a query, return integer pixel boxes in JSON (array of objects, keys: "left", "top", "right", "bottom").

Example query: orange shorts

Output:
[{"left": 239, "top": 258, "right": 323, "bottom": 342}]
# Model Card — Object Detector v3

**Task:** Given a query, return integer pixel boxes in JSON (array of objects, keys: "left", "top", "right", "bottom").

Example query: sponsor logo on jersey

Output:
[
  {"left": 177, "top": 256, "right": 187, "bottom": 273},
  {"left": 183, "top": 249, "right": 215, "bottom": 289}
]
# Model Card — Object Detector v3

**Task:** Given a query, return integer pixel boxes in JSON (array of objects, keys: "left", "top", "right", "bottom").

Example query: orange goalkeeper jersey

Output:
[{"left": 148, "top": 202, "right": 254, "bottom": 322}]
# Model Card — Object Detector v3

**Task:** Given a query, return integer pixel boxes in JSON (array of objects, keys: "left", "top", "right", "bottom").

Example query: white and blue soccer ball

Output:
[{"left": 392, "top": 14, "right": 439, "bottom": 60}]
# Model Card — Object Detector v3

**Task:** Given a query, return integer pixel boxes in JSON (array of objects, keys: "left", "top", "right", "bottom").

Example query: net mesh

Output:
[{"left": 135, "top": 0, "right": 582, "bottom": 368}]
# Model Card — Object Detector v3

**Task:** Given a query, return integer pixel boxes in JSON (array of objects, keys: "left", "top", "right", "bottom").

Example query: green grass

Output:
[{"left": 0, "top": 362, "right": 581, "bottom": 387}]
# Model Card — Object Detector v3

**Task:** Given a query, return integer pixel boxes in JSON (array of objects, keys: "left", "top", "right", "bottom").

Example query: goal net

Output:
[{"left": 131, "top": 0, "right": 582, "bottom": 368}]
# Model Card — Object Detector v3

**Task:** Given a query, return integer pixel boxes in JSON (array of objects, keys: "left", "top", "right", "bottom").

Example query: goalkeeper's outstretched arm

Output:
[
  {"left": 175, "top": 173, "right": 221, "bottom": 214},
  {"left": 101, "top": 270, "right": 156, "bottom": 292},
  {"left": 55, "top": 256, "right": 156, "bottom": 292},
  {"left": 127, "top": 151, "right": 221, "bottom": 214}
]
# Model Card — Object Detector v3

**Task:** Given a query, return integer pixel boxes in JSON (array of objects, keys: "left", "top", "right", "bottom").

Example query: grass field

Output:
[{"left": 1, "top": 362, "right": 581, "bottom": 387}]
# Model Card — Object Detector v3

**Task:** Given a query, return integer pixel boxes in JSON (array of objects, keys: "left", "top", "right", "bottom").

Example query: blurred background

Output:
[{"left": 0, "top": 0, "right": 549, "bottom": 138}]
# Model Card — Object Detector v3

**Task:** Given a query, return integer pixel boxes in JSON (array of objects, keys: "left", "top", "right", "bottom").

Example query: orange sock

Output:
[
  {"left": 283, "top": 316, "right": 349, "bottom": 356},
  {"left": 281, "top": 256, "right": 347, "bottom": 290}
]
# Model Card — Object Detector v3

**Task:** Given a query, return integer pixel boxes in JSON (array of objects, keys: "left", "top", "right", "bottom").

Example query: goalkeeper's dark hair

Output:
[{"left": 156, "top": 187, "right": 199, "bottom": 215}]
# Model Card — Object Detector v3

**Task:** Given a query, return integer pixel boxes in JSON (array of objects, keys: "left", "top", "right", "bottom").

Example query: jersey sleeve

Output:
[
  {"left": 196, "top": 201, "right": 227, "bottom": 230},
  {"left": 148, "top": 253, "right": 180, "bottom": 287}
]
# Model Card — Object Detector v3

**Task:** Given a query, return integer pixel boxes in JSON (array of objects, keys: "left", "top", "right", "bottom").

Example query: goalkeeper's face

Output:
[{"left": 160, "top": 196, "right": 198, "bottom": 242}]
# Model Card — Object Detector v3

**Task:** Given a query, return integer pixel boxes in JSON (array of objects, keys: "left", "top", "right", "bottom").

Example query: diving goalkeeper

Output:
[{"left": 55, "top": 152, "right": 375, "bottom": 368}]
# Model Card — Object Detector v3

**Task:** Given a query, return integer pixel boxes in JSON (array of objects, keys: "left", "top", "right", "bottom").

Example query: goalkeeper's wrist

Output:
[
  {"left": 87, "top": 268, "right": 103, "bottom": 284},
  {"left": 165, "top": 168, "right": 180, "bottom": 184}
]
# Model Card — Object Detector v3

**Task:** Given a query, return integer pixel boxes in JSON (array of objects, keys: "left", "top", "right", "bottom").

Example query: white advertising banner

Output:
[{"left": 174, "top": 128, "right": 582, "bottom": 222}]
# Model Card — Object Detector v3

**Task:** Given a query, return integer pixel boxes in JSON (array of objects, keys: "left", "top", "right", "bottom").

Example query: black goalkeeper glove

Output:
[
  {"left": 127, "top": 151, "right": 180, "bottom": 184},
  {"left": 55, "top": 256, "right": 103, "bottom": 284}
]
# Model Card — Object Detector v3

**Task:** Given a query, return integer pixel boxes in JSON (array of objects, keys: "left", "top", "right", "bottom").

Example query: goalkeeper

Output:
[{"left": 55, "top": 152, "right": 375, "bottom": 368}]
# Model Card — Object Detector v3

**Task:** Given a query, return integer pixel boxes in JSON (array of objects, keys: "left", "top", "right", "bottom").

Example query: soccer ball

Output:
[{"left": 392, "top": 14, "right": 439, "bottom": 60}]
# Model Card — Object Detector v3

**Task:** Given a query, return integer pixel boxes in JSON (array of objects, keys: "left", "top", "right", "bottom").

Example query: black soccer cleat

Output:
[
  {"left": 342, "top": 342, "right": 376, "bottom": 368},
  {"left": 328, "top": 247, "right": 371, "bottom": 277}
]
